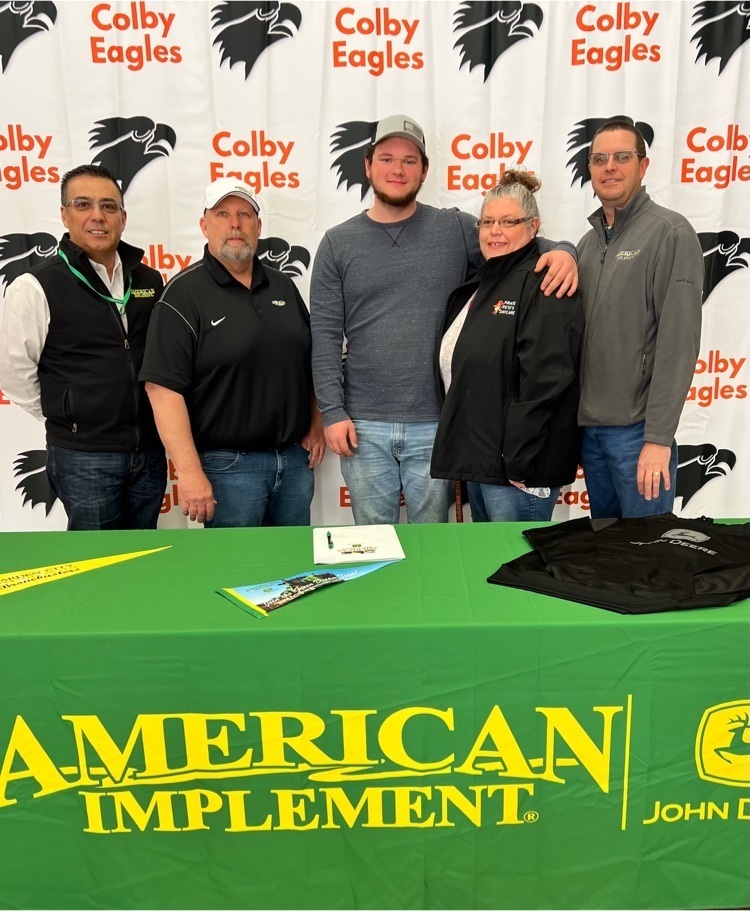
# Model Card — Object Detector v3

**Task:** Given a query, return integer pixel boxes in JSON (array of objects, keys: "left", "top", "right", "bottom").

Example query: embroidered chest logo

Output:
[
  {"left": 272, "top": 299, "right": 286, "bottom": 307},
  {"left": 492, "top": 299, "right": 516, "bottom": 316},
  {"left": 615, "top": 249, "right": 640, "bottom": 260}
]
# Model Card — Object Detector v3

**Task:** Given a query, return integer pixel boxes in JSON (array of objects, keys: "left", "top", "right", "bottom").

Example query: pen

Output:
[{"left": 327, "top": 531, "right": 333, "bottom": 549}]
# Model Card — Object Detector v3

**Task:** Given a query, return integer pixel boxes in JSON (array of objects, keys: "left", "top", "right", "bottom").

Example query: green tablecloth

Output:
[{"left": 0, "top": 523, "right": 747, "bottom": 910}]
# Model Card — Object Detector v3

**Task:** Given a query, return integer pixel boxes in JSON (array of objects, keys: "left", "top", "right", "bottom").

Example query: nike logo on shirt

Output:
[{"left": 211, "top": 317, "right": 226, "bottom": 327}]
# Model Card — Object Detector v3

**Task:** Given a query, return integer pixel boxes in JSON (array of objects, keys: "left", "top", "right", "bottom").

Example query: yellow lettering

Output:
[
  {"left": 331, "top": 709, "right": 378, "bottom": 765},
  {"left": 320, "top": 786, "right": 385, "bottom": 828},
  {"left": 251, "top": 712, "right": 333, "bottom": 767},
  {"left": 435, "top": 785, "right": 486, "bottom": 827},
  {"left": 272, "top": 788, "right": 319, "bottom": 830},
  {"left": 181, "top": 788, "right": 224, "bottom": 830},
  {"left": 224, "top": 790, "right": 273, "bottom": 831},
  {"left": 111, "top": 790, "right": 178, "bottom": 832},
  {"left": 683, "top": 802, "right": 706, "bottom": 820},
  {"left": 487, "top": 783, "right": 533, "bottom": 825},
  {"left": 80, "top": 790, "right": 110, "bottom": 833},
  {"left": 182, "top": 714, "right": 253, "bottom": 773},
  {"left": 454, "top": 706, "right": 535, "bottom": 777},
  {"left": 537, "top": 706, "right": 622, "bottom": 791},
  {"left": 64, "top": 714, "right": 171, "bottom": 785},
  {"left": 707, "top": 801, "right": 728, "bottom": 819},
  {"left": 393, "top": 786, "right": 434, "bottom": 827},
  {"left": 0, "top": 716, "right": 73, "bottom": 807},
  {"left": 378, "top": 707, "right": 454, "bottom": 771}
]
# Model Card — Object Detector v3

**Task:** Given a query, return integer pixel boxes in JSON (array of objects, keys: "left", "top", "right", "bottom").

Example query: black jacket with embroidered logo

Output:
[
  {"left": 34, "top": 234, "right": 163, "bottom": 452},
  {"left": 489, "top": 514, "right": 750, "bottom": 614},
  {"left": 431, "top": 239, "right": 584, "bottom": 488}
]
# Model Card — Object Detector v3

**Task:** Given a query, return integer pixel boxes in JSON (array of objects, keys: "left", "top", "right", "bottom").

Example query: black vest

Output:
[{"left": 35, "top": 235, "right": 163, "bottom": 451}]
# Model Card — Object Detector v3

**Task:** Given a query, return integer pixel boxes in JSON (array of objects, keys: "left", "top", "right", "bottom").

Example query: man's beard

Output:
[
  {"left": 371, "top": 183, "right": 421, "bottom": 209},
  {"left": 219, "top": 237, "right": 255, "bottom": 262}
]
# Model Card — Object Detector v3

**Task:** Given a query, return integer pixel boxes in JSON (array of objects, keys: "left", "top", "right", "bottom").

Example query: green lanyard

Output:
[{"left": 57, "top": 249, "right": 132, "bottom": 315}]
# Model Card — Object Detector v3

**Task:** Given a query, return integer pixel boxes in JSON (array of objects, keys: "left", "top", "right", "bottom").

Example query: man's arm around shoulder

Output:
[{"left": 535, "top": 238, "right": 579, "bottom": 298}]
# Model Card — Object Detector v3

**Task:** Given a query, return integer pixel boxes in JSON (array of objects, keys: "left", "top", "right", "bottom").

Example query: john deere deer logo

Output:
[{"left": 695, "top": 700, "right": 750, "bottom": 786}]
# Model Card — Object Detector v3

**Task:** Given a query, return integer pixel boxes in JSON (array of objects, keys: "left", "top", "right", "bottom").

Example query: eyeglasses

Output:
[
  {"left": 476, "top": 216, "right": 533, "bottom": 230},
  {"left": 588, "top": 150, "right": 641, "bottom": 167},
  {"left": 64, "top": 198, "right": 123, "bottom": 214}
]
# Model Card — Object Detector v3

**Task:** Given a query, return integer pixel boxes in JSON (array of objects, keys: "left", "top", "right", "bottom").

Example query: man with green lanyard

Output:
[{"left": 0, "top": 164, "right": 166, "bottom": 529}]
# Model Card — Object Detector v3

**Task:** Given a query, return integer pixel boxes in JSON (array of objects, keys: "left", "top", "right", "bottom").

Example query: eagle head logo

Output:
[
  {"left": 699, "top": 230, "right": 750, "bottom": 304},
  {"left": 13, "top": 449, "right": 58, "bottom": 516},
  {"left": 211, "top": 0, "right": 302, "bottom": 79},
  {"left": 256, "top": 237, "right": 310, "bottom": 278},
  {"left": 0, "top": 232, "right": 57, "bottom": 292},
  {"left": 691, "top": 1, "right": 750, "bottom": 74},
  {"left": 676, "top": 443, "right": 737, "bottom": 508},
  {"left": 89, "top": 116, "right": 177, "bottom": 194},
  {"left": 330, "top": 120, "right": 378, "bottom": 200},
  {"left": 0, "top": 0, "right": 57, "bottom": 73},
  {"left": 566, "top": 116, "right": 655, "bottom": 188},
  {"left": 453, "top": 1, "right": 544, "bottom": 82}
]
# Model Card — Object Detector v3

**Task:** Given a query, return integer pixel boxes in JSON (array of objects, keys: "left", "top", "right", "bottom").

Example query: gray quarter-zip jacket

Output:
[{"left": 577, "top": 187, "right": 703, "bottom": 446}]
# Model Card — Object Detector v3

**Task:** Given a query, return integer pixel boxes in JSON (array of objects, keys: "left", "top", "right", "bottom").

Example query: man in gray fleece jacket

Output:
[
  {"left": 311, "top": 114, "right": 578, "bottom": 525},
  {"left": 578, "top": 116, "right": 703, "bottom": 520}
]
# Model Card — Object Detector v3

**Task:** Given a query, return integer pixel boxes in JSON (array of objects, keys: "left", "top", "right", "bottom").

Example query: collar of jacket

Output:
[
  {"left": 443, "top": 237, "right": 540, "bottom": 320},
  {"left": 201, "top": 244, "right": 269, "bottom": 292},
  {"left": 478, "top": 236, "right": 540, "bottom": 280},
  {"left": 58, "top": 233, "right": 145, "bottom": 278},
  {"left": 587, "top": 186, "right": 653, "bottom": 238}
]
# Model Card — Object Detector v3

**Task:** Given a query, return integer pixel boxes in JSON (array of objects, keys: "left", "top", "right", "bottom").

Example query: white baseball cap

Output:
[{"left": 202, "top": 178, "right": 260, "bottom": 213}]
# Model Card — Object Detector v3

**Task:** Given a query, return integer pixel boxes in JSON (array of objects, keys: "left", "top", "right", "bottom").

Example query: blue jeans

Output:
[
  {"left": 468, "top": 483, "right": 560, "bottom": 522},
  {"left": 200, "top": 444, "right": 313, "bottom": 528},
  {"left": 46, "top": 445, "right": 166, "bottom": 531},
  {"left": 340, "top": 420, "right": 451, "bottom": 524},
  {"left": 581, "top": 423, "right": 678, "bottom": 519}
]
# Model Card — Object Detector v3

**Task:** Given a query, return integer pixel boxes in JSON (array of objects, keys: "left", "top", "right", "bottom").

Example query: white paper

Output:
[{"left": 313, "top": 525, "right": 406, "bottom": 565}]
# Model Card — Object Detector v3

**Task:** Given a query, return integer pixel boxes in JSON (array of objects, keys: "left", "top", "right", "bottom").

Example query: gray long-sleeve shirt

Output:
[{"left": 311, "top": 203, "right": 572, "bottom": 427}]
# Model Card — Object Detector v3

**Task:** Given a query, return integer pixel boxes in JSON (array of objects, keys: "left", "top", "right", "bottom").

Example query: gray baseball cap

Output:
[{"left": 373, "top": 115, "right": 426, "bottom": 154}]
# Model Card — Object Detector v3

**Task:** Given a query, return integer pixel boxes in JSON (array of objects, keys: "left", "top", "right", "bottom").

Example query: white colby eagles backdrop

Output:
[{"left": 0, "top": 1, "right": 747, "bottom": 530}]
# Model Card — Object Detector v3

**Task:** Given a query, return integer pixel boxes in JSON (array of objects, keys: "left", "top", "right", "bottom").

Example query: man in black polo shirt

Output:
[{"left": 140, "top": 178, "right": 324, "bottom": 527}]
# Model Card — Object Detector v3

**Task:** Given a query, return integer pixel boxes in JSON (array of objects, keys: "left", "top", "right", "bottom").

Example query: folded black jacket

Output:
[{"left": 489, "top": 514, "right": 750, "bottom": 614}]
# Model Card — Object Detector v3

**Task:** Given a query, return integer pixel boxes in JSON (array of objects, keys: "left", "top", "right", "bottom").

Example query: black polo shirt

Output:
[{"left": 140, "top": 247, "right": 312, "bottom": 451}]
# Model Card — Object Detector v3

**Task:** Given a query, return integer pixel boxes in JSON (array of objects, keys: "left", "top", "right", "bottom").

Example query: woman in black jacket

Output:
[{"left": 431, "top": 171, "right": 584, "bottom": 521}]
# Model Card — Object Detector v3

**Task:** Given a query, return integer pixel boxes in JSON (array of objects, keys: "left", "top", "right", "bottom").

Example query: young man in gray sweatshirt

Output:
[{"left": 311, "top": 114, "right": 578, "bottom": 525}]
